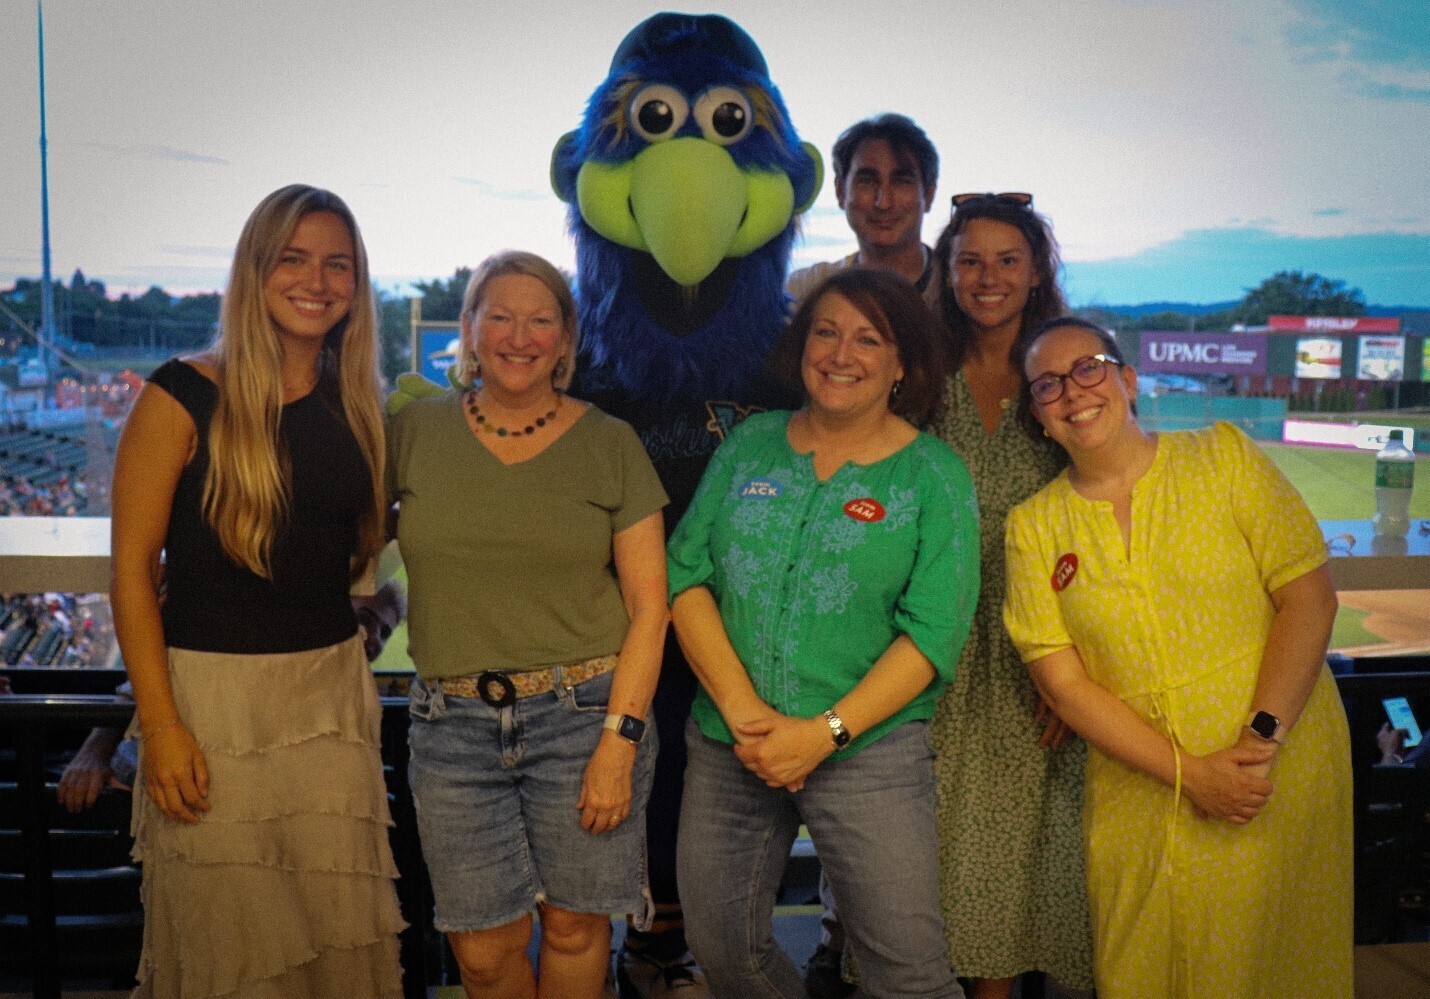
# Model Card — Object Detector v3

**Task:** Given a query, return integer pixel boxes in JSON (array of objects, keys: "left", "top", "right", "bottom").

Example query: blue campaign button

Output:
[{"left": 738, "top": 478, "right": 783, "bottom": 498}]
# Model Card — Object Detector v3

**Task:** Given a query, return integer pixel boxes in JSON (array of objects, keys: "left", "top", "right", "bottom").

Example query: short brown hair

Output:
[
  {"left": 775, "top": 268, "right": 946, "bottom": 425},
  {"left": 832, "top": 114, "right": 938, "bottom": 197}
]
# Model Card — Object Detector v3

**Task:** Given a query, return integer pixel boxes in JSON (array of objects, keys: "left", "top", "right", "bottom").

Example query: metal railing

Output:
[{"left": 0, "top": 694, "right": 430, "bottom": 999}]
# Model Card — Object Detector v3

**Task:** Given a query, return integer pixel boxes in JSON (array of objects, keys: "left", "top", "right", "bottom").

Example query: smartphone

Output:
[{"left": 1384, "top": 696, "right": 1423, "bottom": 749}]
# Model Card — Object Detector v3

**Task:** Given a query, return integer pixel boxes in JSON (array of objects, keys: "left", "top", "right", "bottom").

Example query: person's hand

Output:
[
  {"left": 1181, "top": 741, "right": 1276, "bottom": 825},
  {"left": 733, "top": 714, "right": 833, "bottom": 790},
  {"left": 141, "top": 722, "right": 210, "bottom": 823},
  {"left": 57, "top": 732, "right": 123, "bottom": 813},
  {"left": 725, "top": 700, "right": 782, "bottom": 746},
  {"left": 1229, "top": 726, "right": 1283, "bottom": 781},
  {"left": 384, "top": 372, "right": 448, "bottom": 417},
  {"left": 1034, "top": 696, "right": 1071, "bottom": 750},
  {"left": 1377, "top": 722, "right": 1414, "bottom": 764},
  {"left": 577, "top": 732, "right": 636, "bottom": 835},
  {"left": 1378, "top": 722, "right": 1409, "bottom": 764},
  {"left": 57, "top": 750, "right": 114, "bottom": 813}
]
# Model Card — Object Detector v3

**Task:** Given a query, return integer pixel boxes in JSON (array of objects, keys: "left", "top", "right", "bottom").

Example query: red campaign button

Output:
[
  {"left": 1051, "top": 553, "right": 1078, "bottom": 592},
  {"left": 843, "top": 498, "right": 886, "bottom": 523}
]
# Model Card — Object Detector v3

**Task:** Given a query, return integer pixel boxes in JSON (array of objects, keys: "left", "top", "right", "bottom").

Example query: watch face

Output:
[
  {"left": 618, "top": 715, "right": 646, "bottom": 743},
  {"left": 1250, "top": 711, "right": 1279, "bottom": 739}
]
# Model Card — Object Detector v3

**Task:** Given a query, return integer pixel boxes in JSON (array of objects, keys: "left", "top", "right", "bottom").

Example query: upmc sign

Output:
[{"left": 1139, "top": 333, "right": 1269, "bottom": 375}]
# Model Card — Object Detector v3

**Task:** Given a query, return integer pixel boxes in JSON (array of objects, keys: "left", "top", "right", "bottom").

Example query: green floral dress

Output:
[{"left": 929, "top": 372, "right": 1094, "bottom": 988}]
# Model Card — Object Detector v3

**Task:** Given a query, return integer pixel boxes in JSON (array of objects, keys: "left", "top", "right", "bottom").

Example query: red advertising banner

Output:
[{"left": 1267, "top": 315, "right": 1400, "bottom": 333}]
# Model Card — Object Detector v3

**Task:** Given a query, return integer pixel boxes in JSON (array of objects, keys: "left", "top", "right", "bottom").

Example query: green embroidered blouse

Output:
[{"left": 668, "top": 411, "right": 980, "bottom": 757}]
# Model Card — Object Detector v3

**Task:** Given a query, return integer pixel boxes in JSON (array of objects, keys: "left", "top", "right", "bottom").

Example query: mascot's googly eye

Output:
[
  {"left": 629, "top": 83, "right": 690, "bottom": 142},
  {"left": 693, "top": 86, "right": 753, "bottom": 146}
]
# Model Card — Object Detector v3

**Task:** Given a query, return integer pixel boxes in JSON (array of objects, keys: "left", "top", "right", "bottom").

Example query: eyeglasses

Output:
[
  {"left": 1028, "top": 354, "right": 1122, "bottom": 405},
  {"left": 951, "top": 191, "right": 1033, "bottom": 211}
]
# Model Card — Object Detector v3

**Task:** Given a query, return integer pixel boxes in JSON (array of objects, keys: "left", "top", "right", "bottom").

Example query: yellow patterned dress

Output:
[{"left": 1003, "top": 422, "right": 1352, "bottom": 999}]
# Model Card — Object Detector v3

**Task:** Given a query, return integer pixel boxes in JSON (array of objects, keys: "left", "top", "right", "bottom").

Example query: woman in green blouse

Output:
[{"left": 667, "top": 268, "right": 980, "bottom": 999}]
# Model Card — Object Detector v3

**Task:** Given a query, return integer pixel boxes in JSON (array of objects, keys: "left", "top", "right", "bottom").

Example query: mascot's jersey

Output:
[{"left": 572, "top": 359, "right": 800, "bottom": 534}]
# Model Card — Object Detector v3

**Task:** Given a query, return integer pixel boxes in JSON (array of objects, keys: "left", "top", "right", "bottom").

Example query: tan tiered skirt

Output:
[{"left": 130, "top": 636, "right": 405, "bottom": 999}]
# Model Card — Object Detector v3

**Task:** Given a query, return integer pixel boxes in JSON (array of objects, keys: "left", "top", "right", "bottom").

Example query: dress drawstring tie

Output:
[{"left": 1147, "top": 687, "right": 1192, "bottom": 992}]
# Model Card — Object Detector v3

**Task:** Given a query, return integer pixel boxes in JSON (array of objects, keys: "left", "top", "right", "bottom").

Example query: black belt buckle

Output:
[{"left": 476, "top": 671, "right": 516, "bottom": 708}]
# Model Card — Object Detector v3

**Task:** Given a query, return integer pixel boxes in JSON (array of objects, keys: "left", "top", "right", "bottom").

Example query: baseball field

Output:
[{"left": 1262, "top": 440, "right": 1429, "bottom": 656}]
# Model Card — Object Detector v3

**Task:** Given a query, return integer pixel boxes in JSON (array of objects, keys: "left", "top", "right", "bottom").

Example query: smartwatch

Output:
[
  {"left": 604, "top": 713, "right": 646, "bottom": 745},
  {"left": 823, "top": 709, "right": 852, "bottom": 749},
  {"left": 1246, "top": 710, "right": 1284, "bottom": 745}
]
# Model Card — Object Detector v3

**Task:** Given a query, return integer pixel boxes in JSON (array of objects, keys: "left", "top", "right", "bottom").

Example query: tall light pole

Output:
[{"left": 37, "top": 0, "right": 58, "bottom": 369}]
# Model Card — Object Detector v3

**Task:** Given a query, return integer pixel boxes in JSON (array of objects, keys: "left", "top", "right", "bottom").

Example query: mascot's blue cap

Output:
[{"left": 609, "top": 12, "right": 769, "bottom": 79}]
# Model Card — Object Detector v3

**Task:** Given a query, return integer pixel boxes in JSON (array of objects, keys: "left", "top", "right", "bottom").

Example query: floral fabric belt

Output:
[{"left": 434, "top": 654, "right": 619, "bottom": 707}]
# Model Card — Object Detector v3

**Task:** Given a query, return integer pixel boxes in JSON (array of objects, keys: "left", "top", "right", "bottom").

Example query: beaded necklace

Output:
[{"left": 464, "top": 388, "right": 562, "bottom": 437}]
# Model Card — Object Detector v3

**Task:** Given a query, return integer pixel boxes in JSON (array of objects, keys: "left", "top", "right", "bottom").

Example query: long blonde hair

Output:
[{"left": 204, "top": 184, "right": 385, "bottom": 580}]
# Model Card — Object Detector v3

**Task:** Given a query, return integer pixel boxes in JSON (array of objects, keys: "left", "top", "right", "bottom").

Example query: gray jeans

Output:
[{"left": 678, "top": 719, "right": 963, "bottom": 999}]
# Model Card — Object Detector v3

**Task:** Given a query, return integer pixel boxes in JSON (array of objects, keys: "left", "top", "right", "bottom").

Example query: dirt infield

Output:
[{"left": 1337, "top": 590, "right": 1430, "bottom": 657}]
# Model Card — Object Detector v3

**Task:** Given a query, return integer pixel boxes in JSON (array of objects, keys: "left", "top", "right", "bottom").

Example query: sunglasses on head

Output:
[{"left": 951, "top": 191, "right": 1034, "bottom": 210}]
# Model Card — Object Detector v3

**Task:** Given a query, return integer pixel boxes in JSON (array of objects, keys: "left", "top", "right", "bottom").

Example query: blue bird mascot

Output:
[{"left": 551, "top": 12, "right": 822, "bottom": 996}]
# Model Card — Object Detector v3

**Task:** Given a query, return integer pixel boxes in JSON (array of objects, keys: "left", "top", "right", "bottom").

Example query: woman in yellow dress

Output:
[{"left": 1001, "top": 316, "right": 1352, "bottom": 998}]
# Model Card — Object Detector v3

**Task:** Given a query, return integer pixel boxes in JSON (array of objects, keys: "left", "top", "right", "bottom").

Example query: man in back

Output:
[{"left": 788, "top": 113, "right": 941, "bottom": 310}]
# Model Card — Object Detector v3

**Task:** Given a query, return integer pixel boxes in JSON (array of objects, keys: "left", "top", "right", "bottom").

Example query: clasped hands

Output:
[
  {"left": 732, "top": 706, "right": 835, "bottom": 792},
  {"left": 1181, "top": 728, "right": 1278, "bottom": 825},
  {"left": 1033, "top": 695, "right": 1277, "bottom": 826}
]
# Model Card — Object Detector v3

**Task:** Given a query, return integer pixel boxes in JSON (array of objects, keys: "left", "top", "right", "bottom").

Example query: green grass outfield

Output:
[
  {"left": 1329, "top": 606, "right": 1379, "bottom": 649},
  {"left": 1259, "top": 442, "right": 1430, "bottom": 520},
  {"left": 1259, "top": 440, "right": 1427, "bottom": 650}
]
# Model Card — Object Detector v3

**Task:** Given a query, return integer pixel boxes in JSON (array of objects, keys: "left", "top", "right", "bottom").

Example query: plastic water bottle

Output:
[{"left": 1373, "top": 430, "right": 1415, "bottom": 538}]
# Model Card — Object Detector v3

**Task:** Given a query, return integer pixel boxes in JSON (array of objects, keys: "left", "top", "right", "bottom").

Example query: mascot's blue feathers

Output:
[
  {"left": 552, "top": 12, "right": 820, "bottom": 405},
  {"left": 568, "top": 222, "right": 796, "bottom": 406}
]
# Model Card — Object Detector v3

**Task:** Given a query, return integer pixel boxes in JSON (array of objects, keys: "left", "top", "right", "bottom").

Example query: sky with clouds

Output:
[{"left": 1, "top": 0, "right": 1427, "bottom": 308}]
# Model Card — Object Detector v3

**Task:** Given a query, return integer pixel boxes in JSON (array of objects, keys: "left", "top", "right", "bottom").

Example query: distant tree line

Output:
[
  {"left": 3, "top": 267, "right": 1369, "bottom": 383},
  {"left": 1081, "top": 270, "right": 1366, "bottom": 333},
  {"left": 2, "top": 269, "right": 413, "bottom": 379},
  {"left": 1, "top": 270, "right": 221, "bottom": 351}
]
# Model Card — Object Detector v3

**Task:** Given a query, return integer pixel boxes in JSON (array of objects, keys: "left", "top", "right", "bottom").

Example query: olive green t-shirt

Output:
[{"left": 389, "top": 393, "right": 668, "bottom": 678}]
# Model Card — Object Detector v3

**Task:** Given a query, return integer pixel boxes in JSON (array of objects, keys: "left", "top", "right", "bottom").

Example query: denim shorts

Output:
[{"left": 407, "top": 667, "right": 656, "bottom": 933}]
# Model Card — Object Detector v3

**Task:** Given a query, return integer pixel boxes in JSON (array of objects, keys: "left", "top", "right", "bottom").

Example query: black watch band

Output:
[{"left": 1247, "top": 710, "right": 1284, "bottom": 744}]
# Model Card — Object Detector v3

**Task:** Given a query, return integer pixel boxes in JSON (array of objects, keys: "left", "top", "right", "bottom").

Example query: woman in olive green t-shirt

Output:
[{"left": 389, "top": 251, "right": 669, "bottom": 999}]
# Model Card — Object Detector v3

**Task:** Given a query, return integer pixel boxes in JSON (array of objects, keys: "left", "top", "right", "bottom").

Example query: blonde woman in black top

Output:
[{"left": 111, "top": 185, "right": 402, "bottom": 998}]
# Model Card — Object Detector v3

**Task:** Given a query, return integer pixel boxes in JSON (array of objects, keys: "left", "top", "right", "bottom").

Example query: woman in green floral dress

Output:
[{"left": 928, "top": 193, "right": 1093, "bottom": 998}]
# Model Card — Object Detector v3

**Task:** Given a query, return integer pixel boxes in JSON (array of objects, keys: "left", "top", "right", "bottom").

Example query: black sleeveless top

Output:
[{"left": 150, "top": 360, "right": 369, "bottom": 653}]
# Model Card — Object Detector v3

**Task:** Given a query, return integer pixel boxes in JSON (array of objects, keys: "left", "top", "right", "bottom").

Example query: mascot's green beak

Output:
[{"left": 575, "top": 138, "right": 797, "bottom": 288}]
